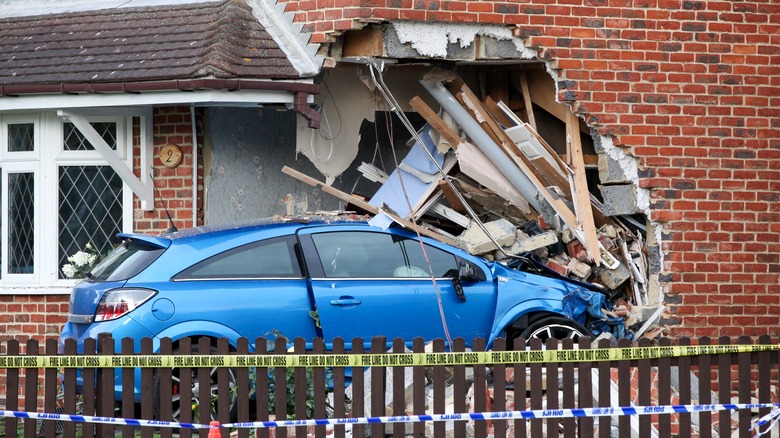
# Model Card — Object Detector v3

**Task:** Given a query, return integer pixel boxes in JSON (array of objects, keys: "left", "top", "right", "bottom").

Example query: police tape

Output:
[
  {"left": 1, "top": 343, "right": 777, "bottom": 369},
  {"left": 223, "top": 403, "right": 780, "bottom": 429},
  {"left": 3, "top": 403, "right": 779, "bottom": 432},
  {"left": 0, "top": 409, "right": 210, "bottom": 429}
]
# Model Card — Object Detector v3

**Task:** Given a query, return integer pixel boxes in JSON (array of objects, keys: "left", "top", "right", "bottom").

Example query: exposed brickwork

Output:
[
  {"left": 133, "top": 105, "right": 205, "bottom": 234},
  {"left": 280, "top": 0, "right": 780, "bottom": 337}
]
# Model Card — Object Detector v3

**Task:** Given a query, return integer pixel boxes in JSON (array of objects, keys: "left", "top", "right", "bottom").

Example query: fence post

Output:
[
  {"left": 452, "top": 337, "right": 466, "bottom": 438},
  {"left": 513, "top": 337, "right": 527, "bottom": 438},
  {"left": 370, "top": 336, "right": 386, "bottom": 438},
  {"left": 412, "top": 337, "right": 426, "bottom": 438},
  {"left": 392, "top": 337, "right": 406, "bottom": 438},
  {"left": 637, "top": 337, "right": 652, "bottom": 435},
  {"left": 332, "top": 337, "right": 347, "bottom": 438},
  {"left": 351, "top": 337, "right": 365, "bottom": 438},
  {"left": 577, "top": 336, "right": 593, "bottom": 438},
  {"left": 737, "top": 335, "right": 752, "bottom": 437},
  {"left": 698, "top": 336, "right": 713, "bottom": 438},
  {"left": 561, "top": 337, "right": 576, "bottom": 437},
  {"left": 97, "top": 334, "right": 115, "bottom": 438},
  {"left": 294, "top": 337, "right": 307, "bottom": 437},
  {"left": 473, "top": 337, "right": 488, "bottom": 438},
  {"left": 62, "top": 338, "right": 78, "bottom": 438},
  {"left": 273, "top": 336, "right": 288, "bottom": 438},
  {"left": 216, "top": 337, "right": 231, "bottom": 438},
  {"left": 141, "top": 337, "right": 154, "bottom": 438},
  {"left": 159, "top": 337, "right": 174, "bottom": 438},
  {"left": 121, "top": 337, "right": 135, "bottom": 438},
  {"left": 42, "top": 338, "right": 59, "bottom": 438},
  {"left": 235, "top": 337, "right": 250, "bottom": 438},
  {"left": 529, "top": 337, "right": 543, "bottom": 437},
  {"left": 4, "top": 340, "right": 20, "bottom": 438},
  {"left": 312, "top": 337, "right": 327, "bottom": 438},
  {"left": 254, "top": 336, "right": 269, "bottom": 438},
  {"left": 717, "top": 335, "right": 731, "bottom": 437},
  {"left": 492, "top": 338, "right": 507, "bottom": 438},
  {"left": 596, "top": 337, "right": 611, "bottom": 438},
  {"left": 23, "top": 338, "right": 39, "bottom": 437},
  {"left": 678, "top": 337, "right": 692, "bottom": 438}
]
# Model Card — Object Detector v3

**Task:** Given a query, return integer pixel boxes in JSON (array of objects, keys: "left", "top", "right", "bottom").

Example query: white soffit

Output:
[{"left": 0, "top": 89, "right": 302, "bottom": 112}]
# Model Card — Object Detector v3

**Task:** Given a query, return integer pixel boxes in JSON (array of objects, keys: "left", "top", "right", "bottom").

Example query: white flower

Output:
[
  {"left": 68, "top": 251, "right": 92, "bottom": 268},
  {"left": 62, "top": 264, "right": 77, "bottom": 278}
]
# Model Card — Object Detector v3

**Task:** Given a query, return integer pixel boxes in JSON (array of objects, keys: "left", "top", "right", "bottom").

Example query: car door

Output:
[{"left": 298, "top": 226, "right": 497, "bottom": 347}]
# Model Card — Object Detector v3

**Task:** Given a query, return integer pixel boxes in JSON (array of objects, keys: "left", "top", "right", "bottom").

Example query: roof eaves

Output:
[{"left": 243, "top": 0, "right": 322, "bottom": 77}]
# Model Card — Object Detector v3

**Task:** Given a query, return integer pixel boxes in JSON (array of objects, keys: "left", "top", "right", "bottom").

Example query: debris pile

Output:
[{"left": 284, "top": 69, "right": 661, "bottom": 341}]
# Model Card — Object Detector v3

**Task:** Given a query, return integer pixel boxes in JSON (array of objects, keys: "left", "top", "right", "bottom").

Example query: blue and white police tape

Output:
[
  {"left": 5, "top": 403, "right": 780, "bottom": 432},
  {"left": 0, "top": 410, "right": 211, "bottom": 429},
  {"left": 224, "top": 402, "right": 780, "bottom": 429},
  {"left": 754, "top": 408, "right": 780, "bottom": 437}
]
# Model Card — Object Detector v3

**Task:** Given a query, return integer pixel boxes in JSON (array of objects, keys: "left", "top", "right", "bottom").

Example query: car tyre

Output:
[
  {"left": 153, "top": 344, "right": 238, "bottom": 423},
  {"left": 519, "top": 316, "right": 590, "bottom": 343}
]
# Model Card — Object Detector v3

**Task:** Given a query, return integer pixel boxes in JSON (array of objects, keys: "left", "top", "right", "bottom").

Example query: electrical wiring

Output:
[{"left": 368, "top": 61, "right": 453, "bottom": 348}]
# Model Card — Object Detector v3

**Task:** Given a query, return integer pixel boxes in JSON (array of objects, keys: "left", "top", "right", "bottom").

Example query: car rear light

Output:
[{"left": 94, "top": 288, "right": 157, "bottom": 322}]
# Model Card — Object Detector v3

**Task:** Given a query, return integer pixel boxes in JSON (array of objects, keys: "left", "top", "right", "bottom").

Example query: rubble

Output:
[{"left": 284, "top": 67, "right": 660, "bottom": 341}]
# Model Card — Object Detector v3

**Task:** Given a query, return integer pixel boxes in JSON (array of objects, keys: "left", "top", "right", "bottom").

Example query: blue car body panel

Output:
[{"left": 59, "top": 218, "right": 585, "bottom": 400}]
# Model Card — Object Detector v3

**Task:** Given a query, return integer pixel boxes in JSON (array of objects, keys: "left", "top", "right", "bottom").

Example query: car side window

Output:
[
  {"left": 310, "top": 231, "right": 458, "bottom": 278},
  {"left": 174, "top": 235, "right": 301, "bottom": 280}
]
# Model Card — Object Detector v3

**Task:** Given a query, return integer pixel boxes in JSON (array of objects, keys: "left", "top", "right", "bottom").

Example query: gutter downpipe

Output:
[
  {"left": 190, "top": 104, "right": 198, "bottom": 227},
  {"left": 419, "top": 80, "right": 543, "bottom": 213}
]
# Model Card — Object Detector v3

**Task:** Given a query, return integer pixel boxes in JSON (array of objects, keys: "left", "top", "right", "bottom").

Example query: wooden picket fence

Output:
[{"left": 1, "top": 334, "right": 778, "bottom": 438}]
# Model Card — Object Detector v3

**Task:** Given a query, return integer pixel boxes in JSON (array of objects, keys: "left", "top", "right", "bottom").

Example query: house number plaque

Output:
[{"left": 160, "top": 144, "right": 183, "bottom": 168}]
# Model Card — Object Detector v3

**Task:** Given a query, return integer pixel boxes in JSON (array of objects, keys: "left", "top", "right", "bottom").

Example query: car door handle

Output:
[{"left": 331, "top": 298, "right": 361, "bottom": 306}]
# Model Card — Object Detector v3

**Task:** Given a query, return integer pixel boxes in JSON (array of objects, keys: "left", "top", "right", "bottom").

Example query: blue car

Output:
[{"left": 59, "top": 216, "right": 590, "bottom": 419}]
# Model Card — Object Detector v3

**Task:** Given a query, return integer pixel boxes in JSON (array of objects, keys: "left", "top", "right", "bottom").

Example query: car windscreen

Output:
[{"left": 88, "top": 239, "right": 166, "bottom": 281}]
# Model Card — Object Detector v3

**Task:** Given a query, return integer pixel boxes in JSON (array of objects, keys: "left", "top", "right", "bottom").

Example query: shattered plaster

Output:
[{"left": 391, "top": 22, "right": 536, "bottom": 59}]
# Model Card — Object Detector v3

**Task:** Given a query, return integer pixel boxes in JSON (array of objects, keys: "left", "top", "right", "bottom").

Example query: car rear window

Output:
[{"left": 89, "top": 239, "right": 166, "bottom": 281}]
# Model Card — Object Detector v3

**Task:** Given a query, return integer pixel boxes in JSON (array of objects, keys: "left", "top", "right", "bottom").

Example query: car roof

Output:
[{"left": 118, "top": 213, "right": 375, "bottom": 245}]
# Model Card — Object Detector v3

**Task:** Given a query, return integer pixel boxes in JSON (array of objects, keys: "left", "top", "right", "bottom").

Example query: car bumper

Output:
[{"left": 59, "top": 317, "right": 158, "bottom": 401}]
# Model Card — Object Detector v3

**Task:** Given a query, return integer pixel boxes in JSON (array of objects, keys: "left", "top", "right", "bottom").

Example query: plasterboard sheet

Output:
[
  {"left": 368, "top": 125, "right": 443, "bottom": 229},
  {"left": 456, "top": 141, "right": 531, "bottom": 214}
]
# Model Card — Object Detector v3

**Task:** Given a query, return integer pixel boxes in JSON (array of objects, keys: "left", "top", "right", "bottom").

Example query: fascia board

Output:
[{"left": 0, "top": 89, "right": 299, "bottom": 112}]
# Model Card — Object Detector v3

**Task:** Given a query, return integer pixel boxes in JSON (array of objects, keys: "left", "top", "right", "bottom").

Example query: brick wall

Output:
[
  {"left": 134, "top": 105, "right": 204, "bottom": 233},
  {"left": 281, "top": 0, "right": 780, "bottom": 337}
]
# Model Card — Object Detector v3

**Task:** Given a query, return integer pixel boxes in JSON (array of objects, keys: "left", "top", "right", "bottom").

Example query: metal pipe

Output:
[
  {"left": 190, "top": 104, "right": 199, "bottom": 228},
  {"left": 419, "top": 80, "right": 542, "bottom": 213}
]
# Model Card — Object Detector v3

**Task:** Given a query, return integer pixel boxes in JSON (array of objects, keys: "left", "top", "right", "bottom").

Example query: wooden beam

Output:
[
  {"left": 517, "top": 72, "right": 537, "bottom": 130},
  {"left": 565, "top": 111, "right": 601, "bottom": 265},
  {"left": 437, "top": 179, "right": 467, "bottom": 214},
  {"left": 281, "top": 166, "right": 456, "bottom": 246},
  {"left": 482, "top": 96, "right": 514, "bottom": 128},
  {"left": 445, "top": 79, "right": 587, "bottom": 252},
  {"left": 342, "top": 28, "right": 384, "bottom": 58},
  {"left": 409, "top": 96, "right": 461, "bottom": 149}
]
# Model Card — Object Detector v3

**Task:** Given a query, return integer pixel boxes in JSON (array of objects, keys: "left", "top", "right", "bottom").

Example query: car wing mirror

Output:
[
  {"left": 451, "top": 260, "right": 484, "bottom": 303},
  {"left": 458, "top": 260, "right": 483, "bottom": 282}
]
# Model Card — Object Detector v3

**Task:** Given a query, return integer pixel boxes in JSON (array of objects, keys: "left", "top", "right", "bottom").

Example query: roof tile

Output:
[{"left": 0, "top": 0, "right": 302, "bottom": 86}]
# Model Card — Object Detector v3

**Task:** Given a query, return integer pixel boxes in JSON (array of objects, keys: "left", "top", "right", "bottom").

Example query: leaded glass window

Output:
[
  {"left": 8, "top": 123, "right": 34, "bottom": 152},
  {"left": 8, "top": 172, "right": 34, "bottom": 274},
  {"left": 63, "top": 122, "right": 117, "bottom": 151},
  {"left": 58, "top": 166, "right": 123, "bottom": 279}
]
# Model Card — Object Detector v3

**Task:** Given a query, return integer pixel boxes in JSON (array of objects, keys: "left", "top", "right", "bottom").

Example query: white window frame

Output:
[{"left": 0, "top": 112, "right": 134, "bottom": 293}]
